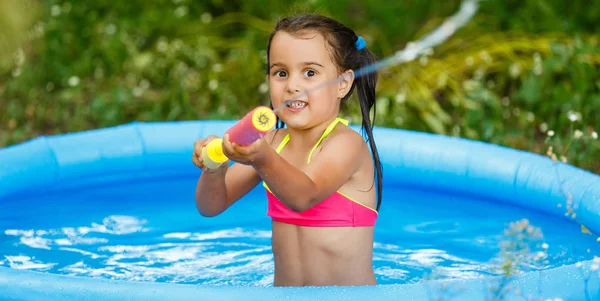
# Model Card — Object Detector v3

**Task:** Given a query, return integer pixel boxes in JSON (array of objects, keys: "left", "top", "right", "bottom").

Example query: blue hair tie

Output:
[{"left": 355, "top": 36, "right": 366, "bottom": 50}]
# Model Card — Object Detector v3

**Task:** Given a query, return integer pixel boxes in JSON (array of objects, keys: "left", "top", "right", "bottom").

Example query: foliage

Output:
[
  {"left": 1, "top": 0, "right": 599, "bottom": 173},
  {"left": 0, "top": 1, "right": 40, "bottom": 72}
]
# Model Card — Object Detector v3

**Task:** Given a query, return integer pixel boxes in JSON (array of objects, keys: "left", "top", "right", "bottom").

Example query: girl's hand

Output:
[
  {"left": 222, "top": 133, "right": 271, "bottom": 167},
  {"left": 192, "top": 135, "right": 229, "bottom": 172}
]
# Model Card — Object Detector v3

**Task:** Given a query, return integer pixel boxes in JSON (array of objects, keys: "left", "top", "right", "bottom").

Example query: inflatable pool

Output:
[{"left": 1, "top": 120, "right": 599, "bottom": 301}]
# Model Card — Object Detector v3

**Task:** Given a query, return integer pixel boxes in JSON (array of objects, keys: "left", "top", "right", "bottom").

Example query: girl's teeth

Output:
[{"left": 289, "top": 101, "right": 307, "bottom": 109}]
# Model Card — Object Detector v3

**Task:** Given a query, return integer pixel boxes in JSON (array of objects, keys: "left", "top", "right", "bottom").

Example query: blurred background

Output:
[{"left": 1, "top": 0, "right": 598, "bottom": 173}]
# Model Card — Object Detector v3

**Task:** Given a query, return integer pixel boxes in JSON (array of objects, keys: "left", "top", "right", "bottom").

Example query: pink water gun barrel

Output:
[
  {"left": 225, "top": 106, "right": 277, "bottom": 146},
  {"left": 201, "top": 106, "right": 276, "bottom": 169}
]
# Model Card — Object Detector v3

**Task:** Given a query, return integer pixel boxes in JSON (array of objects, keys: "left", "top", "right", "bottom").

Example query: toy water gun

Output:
[{"left": 200, "top": 106, "right": 277, "bottom": 169}]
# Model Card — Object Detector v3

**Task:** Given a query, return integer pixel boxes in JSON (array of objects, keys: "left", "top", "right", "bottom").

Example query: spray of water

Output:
[{"left": 273, "top": 0, "right": 480, "bottom": 113}]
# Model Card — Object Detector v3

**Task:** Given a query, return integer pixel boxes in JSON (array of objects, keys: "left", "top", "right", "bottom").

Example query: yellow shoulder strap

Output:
[
  {"left": 307, "top": 117, "right": 349, "bottom": 164},
  {"left": 262, "top": 118, "right": 348, "bottom": 189},
  {"left": 275, "top": 134, "right": 290, "bottom": 154}
]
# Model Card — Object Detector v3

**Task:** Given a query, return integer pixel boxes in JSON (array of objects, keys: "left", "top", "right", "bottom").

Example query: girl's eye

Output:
[
  {"left": 274, "top": 70, "right": 287, "bottom": 77},
  {"left": 304, "top": 70, "right": 316, "bottom": 77}
]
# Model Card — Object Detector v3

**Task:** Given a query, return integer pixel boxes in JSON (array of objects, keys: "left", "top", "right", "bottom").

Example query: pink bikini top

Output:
[{"left": 263, "top": 118, "right": 378, "bottom": 227}]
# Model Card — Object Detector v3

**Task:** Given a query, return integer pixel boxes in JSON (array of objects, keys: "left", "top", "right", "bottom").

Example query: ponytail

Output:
[{"left": 354, "top": 47, "right": 383, "bottom": 212}]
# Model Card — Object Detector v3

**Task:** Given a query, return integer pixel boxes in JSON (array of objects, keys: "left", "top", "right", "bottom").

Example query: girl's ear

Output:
[{"left": 338, "top": 69, "right": 354, "bottom": 98}]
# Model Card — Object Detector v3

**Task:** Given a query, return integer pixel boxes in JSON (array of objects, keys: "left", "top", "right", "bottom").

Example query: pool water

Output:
[{"left": 1, "top": 175, "right": 598, "bottom": 286}]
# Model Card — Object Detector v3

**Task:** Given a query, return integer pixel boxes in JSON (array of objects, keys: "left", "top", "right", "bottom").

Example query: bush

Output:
[{"left": 1, "top": 0, "right": 599, "bottom": 173}]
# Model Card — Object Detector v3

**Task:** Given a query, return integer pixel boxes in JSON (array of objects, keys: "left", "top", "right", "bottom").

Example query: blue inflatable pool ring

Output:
[{"left": 1, "top": 120, "right": 599, "bottom": 300}]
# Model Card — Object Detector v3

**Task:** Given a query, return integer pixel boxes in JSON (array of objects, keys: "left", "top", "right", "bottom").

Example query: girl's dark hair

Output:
[{"left": 265, "top": 13, "right": 383, "bottom": 211}]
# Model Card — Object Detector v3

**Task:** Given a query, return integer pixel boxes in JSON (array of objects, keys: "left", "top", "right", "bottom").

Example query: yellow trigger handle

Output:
[{"left": 201, "top": 138, "right": 228, "bottom": 169}]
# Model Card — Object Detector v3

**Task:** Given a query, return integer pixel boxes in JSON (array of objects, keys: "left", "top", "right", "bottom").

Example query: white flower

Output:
[
  {"left": 258, "top": 82, "right": 268, "bottom": 94},
  {"left": 68, "top": 76, "right": 80, "bottom": 87},
  {"left": 212, "top": 64, "right": 223, "bottom": 73},
  {"left": 591, "top": 264, "right": 599, "bottom": 271},
  {"left": 479, "top": 51, "right": 492, "bottom": 64},
  {"left": 462, "top": 80, "right": 478, "bottom": 91},
  {"left": 157, "top": 40, "right": 168, "bottom": 52},
  {"left": 465, "top": 56, "right": 474, "bottom": 66},
  {"left": 15, "top": 48, "right": 25, "bottom": 66},
  {"left": 208, "top": 79, "right": 218, "bottom": 91},
  {"left": 395, "top": 93, "right": 406, "bottom": 104},
  {"left": 201, "top": 13, "right": 212, "bottom": 24},
  {"left": 51, "top": 5, "right": 61, "bottom": 17},
  {"left": 509, "top": 63, "right": 521, "bottom": 78},
  {"left": 574, "top": 130, "right": 583, "bottom": 140},
  {"left": 592, "top": 131, "right": 598, "bottom": 140},
  {"left": 139, "top": 79, "right": 150, "bottom": 89},
  {"left": 105, "top": 23, "right": 117, "bottom": 35},
  {"left": 567, "top": 111, "right": 581, "bottom": 122},
  {"left": 527, "top": 112, "right": 535, "bottom": 122},
  {"left": 575, "top": 262, "right": 582, "bottom": 268},
  {"left": 452, "top": 125, "right": 461, "bottom": 136},
  {"left": 174, "top": 6, "right": 188, "bottom": 18},
  {"left": 437, "top": 73, "right": 448, "bottom": 88},
  {"left": 12, "top": 68, "right": 21, "bottom": 78},
  {"left": 132, "top": 87, "right": 143, "bottom": 97},
  {"left": 547, "top": 130, "right": 555, "bottom": 137},
  {"left": 542, "top": 243, "right": 549, "bottom": 249}
]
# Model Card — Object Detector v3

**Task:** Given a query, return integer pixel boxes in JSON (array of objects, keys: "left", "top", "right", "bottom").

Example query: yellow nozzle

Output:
[
  {"left": 251, "top": 106, "right": 276, "bottom": 132},
  {"left": 202, "top": 138, "right": 228, "bottom": 169}
]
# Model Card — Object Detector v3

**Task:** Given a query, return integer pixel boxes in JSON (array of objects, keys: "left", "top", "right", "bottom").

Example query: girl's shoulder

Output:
[
  {"left": 264, "top": 128, "right": 289, "bottom": 149},
  {"left": 330, "top": 125, "right": 367, "bottom": 147},
  {"left": 320, "top": 122, "right": 368, "bottom": 155}
]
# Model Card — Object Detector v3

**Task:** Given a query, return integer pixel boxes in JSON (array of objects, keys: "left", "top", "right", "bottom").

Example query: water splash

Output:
[{"left": 273, "top": 0, "right": 480, "bottom": 113}]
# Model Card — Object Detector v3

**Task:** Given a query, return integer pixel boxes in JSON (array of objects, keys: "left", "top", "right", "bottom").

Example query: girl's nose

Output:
[
  {"left": 286, "top": 84, "right": 300, "bottom": 94},
  {"left": 285, "top": 75, "right": 302, "bottom": 94}
]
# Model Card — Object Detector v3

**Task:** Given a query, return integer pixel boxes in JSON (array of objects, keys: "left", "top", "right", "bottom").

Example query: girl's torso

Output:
[
  {"left": 264, "top": 118, "right": 378, "bottom": 286},
  {"left": 271, "top": 221, "right": 376, "bottom": 286}
]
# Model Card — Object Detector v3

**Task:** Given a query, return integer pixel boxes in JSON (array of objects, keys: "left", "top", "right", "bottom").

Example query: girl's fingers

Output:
[
  {"left": 194, "top": 143, "right": 206, "bottom": 156},
  {"left": 203, "top": 135, "right": 219, "bottom": 146},
  {"left": 192, "top": 151, "right": 204, "bottom": 168},
  {"left": 247, "top": 139, "right": 263, "bottom": 153},
  {"left": 222, "top": 134, "right": 236, "bottom": 157},
  {"left": 232, "top": 142, "right": 246, "bottom": 155}
]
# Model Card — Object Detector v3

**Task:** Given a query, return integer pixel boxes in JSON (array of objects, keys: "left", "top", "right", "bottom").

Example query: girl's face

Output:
[{"left": 268, "top": 30, "right": 352, "bottom": 130}]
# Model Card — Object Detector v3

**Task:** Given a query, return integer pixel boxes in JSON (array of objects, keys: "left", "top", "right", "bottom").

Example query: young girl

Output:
[{"left": 192, "top": 13, "right": 383, "bottom": 287}]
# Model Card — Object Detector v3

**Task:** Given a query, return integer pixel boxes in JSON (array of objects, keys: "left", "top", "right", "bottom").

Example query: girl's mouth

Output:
[{"left": 287, "top": 100, "right": 307, "bottom": 109}]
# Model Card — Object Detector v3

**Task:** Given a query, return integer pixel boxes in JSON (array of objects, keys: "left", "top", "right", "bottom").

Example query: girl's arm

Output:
[
  {"left": 195, "top": 163, "right": 261, "bottom": 217},
  {"left": 194, "top": 129, "right": 282, "bottom": 217},
  {"left": 252, "top": 130, "right": 365, "bottom": 212}
]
